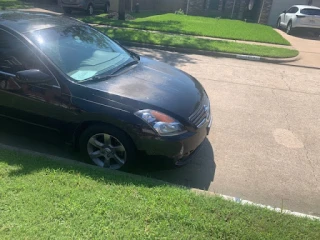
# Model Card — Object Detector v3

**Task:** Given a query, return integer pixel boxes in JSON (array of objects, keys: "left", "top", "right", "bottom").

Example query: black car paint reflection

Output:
[{"left": 0, "top": 11, "right": 211, "bottom": 168}]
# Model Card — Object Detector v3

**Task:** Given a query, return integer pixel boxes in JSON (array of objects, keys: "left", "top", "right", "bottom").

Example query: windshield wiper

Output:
[
  {"left": 80, "top": 74, "right": 113, "bottom": 83},
  {"left": 80, "top": 60, "right": 139, "bottom": 83},
  {"left": 110, "top": 59, "right": 139, "bottom": 75}
]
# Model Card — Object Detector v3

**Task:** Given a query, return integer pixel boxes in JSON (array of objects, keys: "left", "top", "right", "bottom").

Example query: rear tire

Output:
[
  {"left": 79, "top": 124, "right": 136, "bottom": 170},
  {"left": 286, "top": 21, "right": 293, "bottom": 35}
]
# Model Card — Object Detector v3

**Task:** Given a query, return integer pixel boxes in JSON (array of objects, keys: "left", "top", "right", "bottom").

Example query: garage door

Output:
[{"left": 267, "top": 0, "right": 311, "bottom": 26}]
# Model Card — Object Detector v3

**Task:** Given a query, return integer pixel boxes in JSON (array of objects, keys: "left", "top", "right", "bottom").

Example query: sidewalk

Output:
[{"left": 275, "top": 29, "right": 320, "bottom": 69}]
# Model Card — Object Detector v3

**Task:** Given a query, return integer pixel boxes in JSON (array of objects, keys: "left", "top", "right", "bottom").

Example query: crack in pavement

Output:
[
  {"left": 280, "top": 71, "right": 292, "bottom": 92},
  {"left": 304, "top": 146, "right": 319, "bottom": 183}
]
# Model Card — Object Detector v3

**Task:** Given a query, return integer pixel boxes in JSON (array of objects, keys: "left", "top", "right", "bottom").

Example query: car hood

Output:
[{"left": 83, "top": 57, "right": 206, "bottom": 119}]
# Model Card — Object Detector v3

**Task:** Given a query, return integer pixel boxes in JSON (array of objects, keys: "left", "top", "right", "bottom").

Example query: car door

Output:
[
  {"left": 0, "top": 29, "right": 68, "bottom": 132},
  {"left": 0, "top": 32, "right": 15, "bottom": 118}
]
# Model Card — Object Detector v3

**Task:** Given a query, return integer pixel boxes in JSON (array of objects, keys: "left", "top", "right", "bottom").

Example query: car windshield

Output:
[
  {"left": 300, "top": 8, "right": 320, "bottom": 16},
  {"left": 26, "top": 24, "right": 133, "bottom": 81}
]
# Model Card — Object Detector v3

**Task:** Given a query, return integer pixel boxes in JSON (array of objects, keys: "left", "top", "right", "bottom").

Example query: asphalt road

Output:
[{"left": 1, "top": 47, "right": 319, "bottom": 217}]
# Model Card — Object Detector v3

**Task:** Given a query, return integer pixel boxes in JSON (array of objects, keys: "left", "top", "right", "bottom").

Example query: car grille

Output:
[{"left": 189, "top": 94, "right": 210, "bottom": 128}]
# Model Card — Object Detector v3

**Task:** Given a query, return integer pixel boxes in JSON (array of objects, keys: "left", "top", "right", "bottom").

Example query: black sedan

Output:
[{"left": 0, "top": 11, "right": 212, "bottom": 170}]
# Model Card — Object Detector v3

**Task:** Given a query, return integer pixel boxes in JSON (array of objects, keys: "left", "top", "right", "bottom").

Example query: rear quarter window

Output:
[{"left": 300, "top": 8, "right": 320, "bottom": 16}]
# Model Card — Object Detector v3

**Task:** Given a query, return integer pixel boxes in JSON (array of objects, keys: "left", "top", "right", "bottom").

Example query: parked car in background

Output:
[
  {"left": 277, "top": 5, "right": 320, "bottom": 35},
  {"left": 0, "top": 11, "right": 212, "bottom": 170},
  {"left": 59, "top": 0, "right": 110, "bottom": 15}
]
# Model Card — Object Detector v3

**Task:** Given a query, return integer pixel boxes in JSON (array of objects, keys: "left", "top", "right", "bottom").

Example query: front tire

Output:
[
  {"left": 79, "top": 124, "right": 136, "bottom": 170},
  {"left": 277, "top": 18, "right": 281, "bottom": 29},
  {"left": 286, "top": 21, "right": 293, "bottom": 35}
]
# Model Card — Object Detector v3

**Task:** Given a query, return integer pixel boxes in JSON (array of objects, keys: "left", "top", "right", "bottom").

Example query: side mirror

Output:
[
  {"left": 15, "top": 69, "right": 52, "bottom": 84},
  {"left": 283, "top": 10, "right": 287, "bottom": 14}
]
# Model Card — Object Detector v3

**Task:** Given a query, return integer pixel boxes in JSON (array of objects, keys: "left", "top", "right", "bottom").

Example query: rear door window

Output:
[{"left": 287, "top": 7, "right": 299, "bottom": 14}]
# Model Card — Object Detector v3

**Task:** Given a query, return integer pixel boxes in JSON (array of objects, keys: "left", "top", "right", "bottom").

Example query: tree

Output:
[{"left": 118, "top": 0, "right": 126, "bottom": 20}]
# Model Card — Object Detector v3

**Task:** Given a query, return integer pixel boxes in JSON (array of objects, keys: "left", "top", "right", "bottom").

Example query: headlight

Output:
[{"left": 135, "top": 110, "right": 186, "bottom": 136}]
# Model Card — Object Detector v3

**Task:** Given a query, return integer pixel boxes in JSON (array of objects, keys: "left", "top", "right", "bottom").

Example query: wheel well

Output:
[
  {"left": 73, "top": 121, "right": 135, "bottom": 149},
  {"left": 277, "top": 18, "right": 281, "bottom": 25}
]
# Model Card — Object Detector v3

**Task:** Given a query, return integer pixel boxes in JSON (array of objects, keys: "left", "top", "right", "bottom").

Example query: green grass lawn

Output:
[
  {"left": 99, "top": 27, "right": 298, "bottom": 58},
  {"left": 0, "top": 0, "right": 30, "bottom": 10},
  {"left": 0, "top": 149, "right": 319, "bottom": 239},
  {"left": 82, "top": 13, "right": 290, "bottom": 45}
]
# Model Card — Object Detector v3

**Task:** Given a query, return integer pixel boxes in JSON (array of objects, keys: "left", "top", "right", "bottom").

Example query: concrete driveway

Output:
[
  {"left": 135, "top": 47, "right": 320, "bottom": 217},
  {"left": 276, "top": 29, "right": 320, "bottom": 69},
  {"left": 1, "top": 47, "right": 319, "bottom": 217}
]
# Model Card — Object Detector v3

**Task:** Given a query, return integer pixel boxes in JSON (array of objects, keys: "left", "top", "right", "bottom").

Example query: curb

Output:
[
  {"left": 1, "top": 143, "right": 319, "bottom": 221},
  {"left": 191, "top": 189, "right": 320, "bottom": 221},
  {"left": 119, "top": 41, "right": 300, "bottom": 64}
]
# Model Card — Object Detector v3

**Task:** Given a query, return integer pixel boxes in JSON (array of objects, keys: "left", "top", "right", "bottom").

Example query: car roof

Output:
[
  {"left": 0, "top": 11, "right": 82, "bottom": 33},
  {"left": 294, "top": 5, "right": 320, "bottom": 10}
]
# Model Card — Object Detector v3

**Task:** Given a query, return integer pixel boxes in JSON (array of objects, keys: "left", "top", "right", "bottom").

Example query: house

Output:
[
  {"left": 201, "top": 0, "right": 320, "bottom": 25},
  {"left": 109, "top": 0, "right": 320, "bottom": 26}
]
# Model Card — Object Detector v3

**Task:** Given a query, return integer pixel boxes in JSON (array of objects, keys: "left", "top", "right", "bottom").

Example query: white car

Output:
[{"left": 277, "top": 5, "right": 320, "bottom": 35}]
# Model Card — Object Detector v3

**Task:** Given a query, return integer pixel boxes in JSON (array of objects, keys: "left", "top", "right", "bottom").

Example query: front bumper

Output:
[{"left": 136, "top": 115, "right": 212, "bottom": 160}]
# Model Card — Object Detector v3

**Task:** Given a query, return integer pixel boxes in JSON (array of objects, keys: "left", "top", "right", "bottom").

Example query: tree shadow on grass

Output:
[
  {"left": 83, "top": 16, "right": 185, "bottom": 33},
  {"left": 0, "top": 145, "right": 169, "bottom": 188}
]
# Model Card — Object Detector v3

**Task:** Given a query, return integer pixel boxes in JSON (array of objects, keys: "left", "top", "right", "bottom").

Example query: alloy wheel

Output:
[
  {"left": 286, "top": 23, "right": 292, "bottom": 34},
  {"left": 87, "top": 133, "right": 126, "bottom": 169}
]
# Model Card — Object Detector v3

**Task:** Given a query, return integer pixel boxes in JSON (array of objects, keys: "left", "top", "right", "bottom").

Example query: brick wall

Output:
[
  {"left": 258, "top": 0, "right": 273, "bottom": 24},
  {"left": 237, "top": 0, "right": 247, "bottom": 19},
  {"left": 187, "top": 0, "right": 206, "bottom": 15}
]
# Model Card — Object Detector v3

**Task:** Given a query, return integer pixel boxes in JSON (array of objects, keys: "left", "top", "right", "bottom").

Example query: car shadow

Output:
[
  {"left": 292, "top": 30, "right": 320, "bottom": 40},
  {"left": 0, "top": 118, "right": 215, "bottom": 190},
  {"left": 130, "top": 138, "right": 216, "bottom": 190}
]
